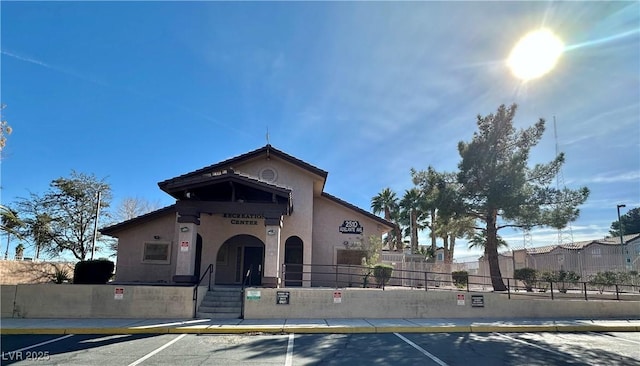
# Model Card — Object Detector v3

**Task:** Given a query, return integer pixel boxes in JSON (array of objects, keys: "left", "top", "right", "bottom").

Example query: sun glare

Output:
[{"left": 507, "top": 29, "right": 564, "bottom": 81}]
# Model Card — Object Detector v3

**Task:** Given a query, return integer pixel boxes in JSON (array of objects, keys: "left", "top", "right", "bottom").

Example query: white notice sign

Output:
[{"left": 114, "top": 287, "right": 124, "bottom": 300}]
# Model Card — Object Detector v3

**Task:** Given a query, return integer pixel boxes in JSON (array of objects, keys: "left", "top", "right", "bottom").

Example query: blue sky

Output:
[{"left": 1, "top": 2, "right": 638, "bottom": 260}]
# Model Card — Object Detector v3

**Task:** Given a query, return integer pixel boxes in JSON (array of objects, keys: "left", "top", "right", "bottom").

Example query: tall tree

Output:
[
  {"left": 609, "top": 207, "right": 640, "bottom": 237},
  {"left": 399, "top": 188, "right": 426, "bottom": 254},
  {"left": 114, "top": 197, "right": 161, "bottom": 222},
  {"left": 457, "top": 104, "right": 589, "bottom": 291},
  {"left": 2, "top": 206, "right": 22, "bottom": 260},
  {"left": 16, "top": 171, "right": 112, "bottom": 260},
  {"left": 411, "top": 167, "right": 442, "bottom": 253},
  {"left": 16, "top": 193, "right": 56, "bottom": 259},
  {"left": 0, "top": 104, "right": 12, "bottom": 153},
  {"left": 371, "top": 188, "right": 404, "bottom": 251}
]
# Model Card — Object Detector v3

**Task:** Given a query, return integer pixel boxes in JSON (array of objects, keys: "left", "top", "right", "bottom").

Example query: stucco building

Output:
[{"left": 101, "top": 145, "right": 393, "bottom": 288}]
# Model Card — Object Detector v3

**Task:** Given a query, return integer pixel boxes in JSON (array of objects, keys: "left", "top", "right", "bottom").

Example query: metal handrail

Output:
[
  {"left": 240, "top": 267, "right": 252, "bottom": 319},
  {"left": 192, "top": 263, "right": 214, "bottom": 318}
]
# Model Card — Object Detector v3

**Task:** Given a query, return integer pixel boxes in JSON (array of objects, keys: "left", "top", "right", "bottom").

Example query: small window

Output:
[
  {"left": 437, "top": 253, "right": 444, "bottom": 261},
  {"left": 337, "top": 249, "right": 367, "bottom": 265},
  {"left": 591, "top": 248, "right": 601, "bottom": 258},
  {"left": 142, "top": 242, "right": 171, "bottom": 263}
]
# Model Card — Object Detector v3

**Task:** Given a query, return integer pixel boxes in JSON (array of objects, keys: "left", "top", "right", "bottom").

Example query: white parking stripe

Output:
[
  {"left": 495, "top": 333, "right": 565, "bottom": 356},
  {"left": 284, "top": 333, "right": 294, "bottom": 366},
  {"left": 394, "top": 333, "right": 449, "bottom": 366},
  {"left": 127, "top": 334, "right": 187, "bottom": 366},
  {"left": 591, "top": 332, "right": 640, "bottom": 345},
  {"left": 11, "top": 334, "right": 74, "bottom": 353}
]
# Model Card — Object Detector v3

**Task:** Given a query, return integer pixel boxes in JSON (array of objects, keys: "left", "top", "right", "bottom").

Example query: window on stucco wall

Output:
[
  {"left": 142, "top": 242, "right": 171, "bottom": 264},
  {"left": 336, "top": 249, "right": 367, "bottom": 265}
]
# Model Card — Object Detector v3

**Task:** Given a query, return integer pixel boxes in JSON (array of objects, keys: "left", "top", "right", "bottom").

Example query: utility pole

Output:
[{"left": 91, "top": 191, "right": 101, "bottom": 260}]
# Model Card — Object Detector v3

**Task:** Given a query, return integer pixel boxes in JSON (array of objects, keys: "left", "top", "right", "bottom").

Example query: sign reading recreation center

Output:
[
  {"left": 223, "top": 213, "right": 264, "bottom": 225},
  {"left": 339, "top": 220, "right": 363, "bottom": 234}
]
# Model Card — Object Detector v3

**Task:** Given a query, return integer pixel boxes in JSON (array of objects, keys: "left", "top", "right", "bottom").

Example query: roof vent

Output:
[{"left": 260, "top": 167, "right": 277, "bottom": 182}]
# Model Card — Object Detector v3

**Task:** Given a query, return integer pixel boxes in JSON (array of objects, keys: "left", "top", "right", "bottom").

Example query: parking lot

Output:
[{"left": 2, "top": 331, "right": 639, "bottom": 365}]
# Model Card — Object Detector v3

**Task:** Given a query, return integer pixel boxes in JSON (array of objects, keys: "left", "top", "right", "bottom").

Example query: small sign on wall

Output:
[
  {"left": 180, "top": 241, "right": 190, "bottom": 252},
  {"left": 276, "top": 291, "right": 290, "bottom": 305},
  {"left": 114, "top": 287, "right": 124, "bottom": 300},
  {"left": 471, "top": 295, "right": 484, "bottom": 307},
  {"left": 457, "top": 294, "right": 465, "bottom": 306},
  {"left": 333, "top": 291, "right": 342, "bottom": 304}
]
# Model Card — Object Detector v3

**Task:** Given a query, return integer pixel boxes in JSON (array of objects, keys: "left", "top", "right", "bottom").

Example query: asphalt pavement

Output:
[{"left": 1, "top": 317, "right": 639, "bottom": 335}]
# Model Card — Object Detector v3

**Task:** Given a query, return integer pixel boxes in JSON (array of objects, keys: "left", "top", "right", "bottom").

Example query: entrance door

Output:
[
  {"left": 284, "top": 237, "right": 303, "bottom": 286},
  {"left": 243, "top": 246, "right": 263, "bottom": 286}
]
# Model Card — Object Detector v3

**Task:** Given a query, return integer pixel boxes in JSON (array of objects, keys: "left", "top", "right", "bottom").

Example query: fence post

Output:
[
  {"left": 550, "top": 281, "right": 554, "bottom": 300},
  {"left": 335, "top": 265, "right": 339, "bottom": 288},
  {"left": 583, "top": 282, "right": 588, "bottom": 301},
  {"left": 424, "top": 271, "right": 428, "bottom": 292},
  {"left": 507, "top": 278, "right": 511, "bottom": 299},
  {"left": 615, "top": 284, "right": 620, "bottom": 301},
  {"left": 466, "top": 276, "right": 470, "bottom": 293}
]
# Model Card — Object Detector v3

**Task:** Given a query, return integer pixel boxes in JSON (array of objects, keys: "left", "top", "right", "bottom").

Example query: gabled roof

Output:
[
  {"left": 100, "top": 205, "right": 176, "bottom": 236},
  {"left": 321, "top": 192, "right": 394, "bottom": 230},
  {"left": 158, "top": 145, "right": 328, "bottom": 191},
  {"left": 159, "top": 168, "right": 292, "bottom": 201}
]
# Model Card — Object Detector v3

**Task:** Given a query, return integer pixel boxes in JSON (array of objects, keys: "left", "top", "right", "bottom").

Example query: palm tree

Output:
[
  {"left": 1, "top": 206, "right": 23, "bottom": 260},
  {"left": 468, "top": 230, "right": 509, "bottom": 251},
  {"left": 411, "top": 167, "right": 445, "bottom": 254},
  {"left": 436, "top": 215, "right": 475, "bottom": 263},
  {"left": 371, "top": 188, "right": 403, "bottom": 251},
  {"left": 400, "top": 188, "right": 426, "bottom": 254}
]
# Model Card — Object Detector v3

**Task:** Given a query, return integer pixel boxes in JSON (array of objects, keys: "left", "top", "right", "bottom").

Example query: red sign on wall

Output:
[{"left": 180, "top": 241, "right": 190, "bottom": 252}]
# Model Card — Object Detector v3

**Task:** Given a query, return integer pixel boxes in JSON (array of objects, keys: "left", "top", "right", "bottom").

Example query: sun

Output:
[{"left": 507, "top": 29, "right": 564, "bottom": 81}]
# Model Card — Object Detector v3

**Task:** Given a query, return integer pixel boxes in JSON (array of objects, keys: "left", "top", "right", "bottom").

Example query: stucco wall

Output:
[
  {"left": 2, "top": 284, "right": 194, "bottom": 318},
  {"left": 243, "top": 288, "right": 640, "bottom": 319},
  {"left": 114, "top": 211, "right": 178, "bottom": 283},
  {"left": 312, "top": 196, "right": 388, "bottom": 286}
]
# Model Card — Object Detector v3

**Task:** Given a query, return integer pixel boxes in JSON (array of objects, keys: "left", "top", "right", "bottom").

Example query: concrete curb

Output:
[{"left": 2, "top": 324, "right": 638, "bottom": 335}]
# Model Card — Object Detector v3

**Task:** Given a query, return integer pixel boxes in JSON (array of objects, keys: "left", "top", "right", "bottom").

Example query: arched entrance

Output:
[
  {"left": 284, "top": 236, "right": 303, "bottom": 286},
  {"left": 215, "top": 234, "right": 264, "bottom": 286}
]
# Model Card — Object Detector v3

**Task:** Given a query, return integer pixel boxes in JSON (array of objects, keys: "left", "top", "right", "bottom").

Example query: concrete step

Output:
[
  {"left": 198, "top": 306, "right": 241, "bottom": 313},
  {"left": 203, "top": 294, "right": 242, "bottom": 302},
  {"left": 196, "top": 312, "right": 241, "bottom": 319},
  {"left": 201, "top": 300, "right": 242, "bottom": 308}
]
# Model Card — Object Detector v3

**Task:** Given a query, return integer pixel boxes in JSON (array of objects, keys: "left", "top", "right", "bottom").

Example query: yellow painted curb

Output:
[
  {"left": 198, "top": 327, "right": 283, "bottom": 334},
  {"left": 282, "top": 327, "right": 333, "bottom": 334},
  {"left": 380, "top": 326, "right": 473, "bottom": 333},
  {"left": 470, "top": 325, "right": 557, "bottom": 333}
]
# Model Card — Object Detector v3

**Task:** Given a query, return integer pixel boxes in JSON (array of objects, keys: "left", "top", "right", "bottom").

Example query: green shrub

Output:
[
  {"left": 452, "top": 271, "right": 469, "bottom": 288},
  {"left": 588, "top": 271, "right": 619, "bottom": 294},
  {"left": 73, "top": 259, "right": 114, "bottom": 284},
  {"left": 514, "top": 268, "right": 537, "bottom": 292},
  {"left": 373, "top": 264, "right": 393, "bottom": 288}
]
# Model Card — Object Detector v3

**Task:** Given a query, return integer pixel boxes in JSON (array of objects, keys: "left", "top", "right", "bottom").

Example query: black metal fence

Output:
[{"left": 282, "top": 263, "right": 640, "bottom": 301}]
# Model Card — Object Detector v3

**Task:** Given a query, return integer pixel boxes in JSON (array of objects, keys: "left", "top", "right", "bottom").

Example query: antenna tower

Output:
[{"left": 554, "top": 116, "right": 575, "bottom": 246}]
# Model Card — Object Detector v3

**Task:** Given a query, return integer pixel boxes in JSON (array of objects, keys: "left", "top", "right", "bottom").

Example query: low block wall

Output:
[
  {"left": 2, "top": 284, "right": 195, "bottom": 319},
  {"left": 243, "top": 288, "right": 640, "bottom": 319}
]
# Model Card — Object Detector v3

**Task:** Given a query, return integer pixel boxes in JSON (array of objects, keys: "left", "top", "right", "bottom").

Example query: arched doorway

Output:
[
  {"left": 215, "top": 234, "right": 264, "bottom": 286},
  {"left": 284, "top": 236, "right": 303, "bottom": 286}
]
